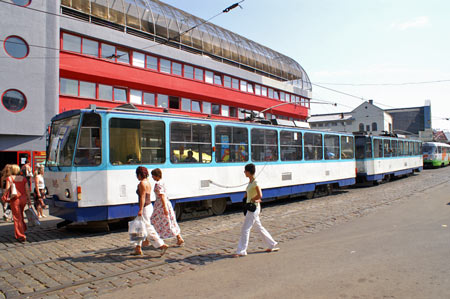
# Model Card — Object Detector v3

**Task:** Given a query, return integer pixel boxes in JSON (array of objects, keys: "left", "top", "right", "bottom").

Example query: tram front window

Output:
[
  {"left": 422, "top": 145, "right": 435, "bottom": 154},
  {"left": 47, "top": 115, "right": 80, "bottom": 167}
]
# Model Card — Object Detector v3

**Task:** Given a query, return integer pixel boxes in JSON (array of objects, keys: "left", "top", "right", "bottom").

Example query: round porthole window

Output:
[
  {"left": 12, "top": 0, "right": 31, "bottom": 6},
  {"left": 1, "top": 89, "right": 27, "bottom": 112},
  {"left": 4, "top": 36, "right": 29, "bottom": 59}
]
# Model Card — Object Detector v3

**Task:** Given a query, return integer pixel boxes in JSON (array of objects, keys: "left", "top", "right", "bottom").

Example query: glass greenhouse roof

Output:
[{"left": 61, "top": 0, "right": 311, "bottom": 90}]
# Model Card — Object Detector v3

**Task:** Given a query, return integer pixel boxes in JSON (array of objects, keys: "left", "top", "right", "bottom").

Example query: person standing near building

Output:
[
  {"left": 33, "top": 165, "right": 46, "bottom": 218},
  {"left": 1, "top": 165, "right": 12, "bottom": 221},
  {"left": 5, "top": 164, "right": 32, "bottom": 242},
  {"left": 21, "top": 159, "right": 32, "bottom": 189},
  {"left": 150, "top": 168, "right": 184, "bottom": 247},
  {"left": 233, "top": 163, "right": 279, "bottom": 257},
  {"left": 133, "top": 166, "right": 168, "bottom": 256}
]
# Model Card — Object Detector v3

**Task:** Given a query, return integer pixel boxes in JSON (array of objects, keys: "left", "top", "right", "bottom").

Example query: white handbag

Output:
[{"left": 9, "top": 180, "right": 18, "bottom": 200}]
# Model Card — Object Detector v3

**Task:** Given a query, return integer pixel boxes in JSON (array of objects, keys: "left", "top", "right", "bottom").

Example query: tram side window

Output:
[
  {"left": 414, "top": 142, "right": 420, "bottom": 155},
  {"left": 324, "top": 134, "right": 339, "bottom": 160},
  {"left": 170, "top": 122, "right": 212, "bottom": 163},
  {"left": 399, "top": 141, "right": 405, "bottom": 156},
  {"left": 341, "top": 136, "right": 355, "bottom": 159},
  {"left": 215, "top": 126, "right": 249, "bottom": 163},
  {"left": 373, "top": 139, "right": 383, "bottom": 158},
  {"left": 304, "top": 133, "right": 323, "bottom": 161},
  {"left": 391, "top": 140, "right": 398, "bottom": 157},
  {"left": 408, "top": 142, "right": 414, "bottom": 156},
  {"left": 74, "top": 113, "right": 101, "bottom": 166},
  {"left": 109, "top": 119, "right": 165, "bottom": 165},
  {"left": 383, "top": 139, "right": 392, "bottom": 157},
  {"left": 251, "top": 129, "right": 278, "bottom": 162},
  {"left": 280, "top": 131, "right": 302, "bottom": 161}
]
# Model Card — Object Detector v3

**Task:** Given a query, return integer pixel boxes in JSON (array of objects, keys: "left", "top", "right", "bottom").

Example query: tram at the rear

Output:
[
  {"left": 45, "top": 106, "right": 358, "bottom": 223},
  {"left": 354, "top": 133, "right": 423, "bottom": 184}
]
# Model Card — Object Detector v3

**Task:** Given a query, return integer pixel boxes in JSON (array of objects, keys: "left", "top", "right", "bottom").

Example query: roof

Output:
[
  {"left": 308, "top": 113, "right": 353, "bottom": 122},
  {"left": 61, "top": 0, "right": 312, "bottom": 88}
]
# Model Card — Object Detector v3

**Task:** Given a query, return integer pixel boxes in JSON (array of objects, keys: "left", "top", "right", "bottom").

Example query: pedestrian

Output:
[
  {"left": 150, "top": 168, "right": 184, "bottom": 247},
  {"left": 33, "top": 165, "right": 46, "bottom": 218},
  {"left": 21, "top": 159, "right": 32, "bottom": 189},
  {"left": 1, "top": 165, "right": 13, "bottom": 221},
  {"left": 133, "top": 166, "right": 169, "bottom": 256},
  {"left": 5, "top": 164, "right": 32, "bottom": 242},
  {"left": 233, "top": 163, "right": 279, "bottom": 257}
]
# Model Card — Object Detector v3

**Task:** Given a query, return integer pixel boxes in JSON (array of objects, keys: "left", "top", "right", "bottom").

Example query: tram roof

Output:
[{"left": 61, "top": 0, "right": 311, "bottom": 88}]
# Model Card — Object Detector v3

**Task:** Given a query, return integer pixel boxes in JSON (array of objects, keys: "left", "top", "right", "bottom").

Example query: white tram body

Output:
[
  {"left": 45, "top": 107, "right": 356, "bottom": 222},
  {"left": 355, "top": 135, "right": 423, "bottom": 182}
]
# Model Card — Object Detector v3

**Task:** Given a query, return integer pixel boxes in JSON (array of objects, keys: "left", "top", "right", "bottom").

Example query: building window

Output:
[
  {"left": 240, "top": 80, "right": 247, "bottom": 92},
  {"left": 169, "top": 96, "right": 180, "bottom": 109},
  {"left": 214, "top": 74, "right": 222, "bottom": 85},
  {"left": 1, "top": 89, "right": 27, "bottom": 112},
  {"left": 262, "top": 86, "right": 268, "bottom": 97},
  {"left": 205, "top": 71, "right": 214, "bottom": 84},
  {"left": 247, "top": 83, "right": 254, "bottom": 93},
  {"left": 366, "top": 125, "right": 370, "bottom": 132},
  {"left": 99, "top": 84, "right": 113, "bottom": 100},
  {"left": 82, "top": 38, "right": 98, "bottom": 57},
  {"left": 113, "top": 88, "right": 127, "bottom": 102},
  {"left": 359, "top": 123, "right": 364, "bottom": 132},
  {"left": 12, "top": 0, "right": 31, "bottom": 6},
  {"left": 116, "top": 48, "right": 129, "bottom": 64},
  {"left": 255, "top": 84, "right": 261, "bottom": 96},
  {"left": 268, "top": 88, "right": 274, "bottom": 98},
  {"left": 132, "top": 51, "right": 145, "bottom": 68},
  {"left": 130, "top": 89, "right": 142, "bottom": 105},
  {"left": 221, "top": 105, "right": 229, "bottom": 117},
  {"left": 143, "top": 93, "right": 155, "bottom": 106},
  {"left": 224, "top": 76, "right": 231, "bottom": 88},
  {"left": 215, "top": 126, "right": 249, "bottom": 163},
  {"left": 372, "top": 122, "right": 378, "bottom": 131},
  {"left": 212, "top": 104, "right": 220, "bottom": 115},
  {"left": 101, "top": 43, "right": 115, "bottom": 60},
  {"left": 238, "top": 108, "right": 245, "bottom": 119},
  {"left": 231, "top": 78, "right": 239, "bottom": 89},
  {"left": 60, "top": 78, "right": 78, "bottom": 96},
  {"left": 172, "top": 62, "right": 182, "bottom": 76},
  {"left": 79, "top": 81, "right": 96, "bottom": 98},
  {"left": 194, "top": 68, "right": 203, "bottom": 81},
  {"left": 251, "top": 129, "right": 278, "bottom": 162},
  {"left": 203, "top": 102, "right": 211, "bottom": 114},
  {"left": 184, "top": 65, "right": 194, "bottom": 79},
  {"left": 192, "top": 100, "right": 201, "bottom": 112},
  {"left": 160, "top": 59, "right": 171, "bottom": 73},
  {"left": 273, "top": 91, "right": 279, "bottom": 100},
  {"left": 280, "top": 92, "right": 285, "bottom": 102},
  {"left": 229, "top": 107, "right": 237, "bottom": 117},
  {"left": 157, "top": 94, "right": 168, "bottom": 108},
  {"left": 181, "top": 98, "right": 191, "bottom": 111},
  {"left": 170, "top": 122, "right": 212, "bottom": 164},
  {"left": 4, "top": 36, "right": 29, "bottom": 59},
  {"left": 147, "top": 56, "right": 158, "bottom": 70},
  {"left": 62, "top": 33, "right": 81, "bottom": 53}
]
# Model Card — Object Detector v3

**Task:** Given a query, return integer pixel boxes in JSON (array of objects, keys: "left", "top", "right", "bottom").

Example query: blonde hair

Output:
[
  {"left": 10, "top": 164, "right": 21, "bottom": 175},
  {"left": 34, "top": 165, "right": 44, "bottom": 176}
]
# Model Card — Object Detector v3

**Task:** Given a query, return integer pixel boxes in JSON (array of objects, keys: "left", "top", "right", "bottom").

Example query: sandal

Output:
[
  {"left": 265, "top": 247, "right": 280, "bottom": 253},
  {"left": 142, "top": 239, "right": 150, "bottom": 247},
  {"left": 131, "top": 246, "right": 143, "bottom": 256},
  {"left": 159, "top": 244, "right": 169, "bottom": 256}
]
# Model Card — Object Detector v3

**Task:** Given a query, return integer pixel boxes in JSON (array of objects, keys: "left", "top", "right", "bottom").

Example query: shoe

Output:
[
  {"left": 142, "top": 239, "right": 150, "bottom": 247},
  {"left": 159, "top": 244, "right": 169, "bottom": 256},
  {"left": 131, "top": 246, "right": 143, "bottom": 256},
  {"left": 17, "top": 238, "right": 26, "bottom": 243},
  {"left": 176, "top": 239, "right": 185, "bottom": 247},
  {"left": 265, "top": 247, "right": 280, "bottom": 252},
  {"left": 232, "top": 254, "right": 245, "bottom": 258}
]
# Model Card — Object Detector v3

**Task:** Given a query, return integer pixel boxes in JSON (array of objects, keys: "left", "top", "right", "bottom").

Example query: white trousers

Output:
[
  {"left": 236, "top": 205, "right": 277, "bottom": 255},
  {"left": 134, "top": 204, "right": 164, "bottom": 248}
]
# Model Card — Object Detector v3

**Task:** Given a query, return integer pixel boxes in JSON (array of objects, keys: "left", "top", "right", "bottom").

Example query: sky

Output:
[{"left": 162, "top": 0, "right": 450, "bottom": 131}]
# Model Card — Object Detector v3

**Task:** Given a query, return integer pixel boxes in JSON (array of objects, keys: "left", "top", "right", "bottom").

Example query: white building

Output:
[{"left": 309, "top": 100, "right": 393, "bottom": 134}]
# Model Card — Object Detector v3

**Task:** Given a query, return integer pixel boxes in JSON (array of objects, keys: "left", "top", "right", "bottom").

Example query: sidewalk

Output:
[{"left": 107, "top": 181, "right": 450, "bottom": 299}]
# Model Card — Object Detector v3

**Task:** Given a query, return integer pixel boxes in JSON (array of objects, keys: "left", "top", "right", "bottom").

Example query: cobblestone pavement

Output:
[{"left": 0, "top": 167, "right": 449, "bottom": 298}]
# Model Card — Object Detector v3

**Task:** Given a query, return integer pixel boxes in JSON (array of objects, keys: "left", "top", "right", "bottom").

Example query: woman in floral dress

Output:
[{"left": 150, "top": 168, "right": 184, "bottom": 246}]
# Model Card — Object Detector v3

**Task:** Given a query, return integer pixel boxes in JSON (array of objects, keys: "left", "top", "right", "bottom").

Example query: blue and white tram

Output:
[
  {"left": 354, "top": 134, "right": 423, "bottom": 183},
  {"left": 45, "top": 106, "right": 356, "bottom": 223}
]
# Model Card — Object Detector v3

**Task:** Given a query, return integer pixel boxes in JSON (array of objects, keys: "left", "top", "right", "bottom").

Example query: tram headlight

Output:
[{"left": 65, "top": 189, "right": 71, "bottom": 198}]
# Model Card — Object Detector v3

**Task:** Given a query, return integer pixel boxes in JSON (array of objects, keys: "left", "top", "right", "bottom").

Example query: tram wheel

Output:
[
  {"left": 211, "top": 198, "right": 227, "bottom": 215},
  {"left": 174, "top": 203, "right": 182, "bottom": 220}
]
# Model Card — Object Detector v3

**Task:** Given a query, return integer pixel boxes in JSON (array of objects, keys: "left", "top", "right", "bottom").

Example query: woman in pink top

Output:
[{"left": 5, "top": 164, "right": 32, "bottom": 242}]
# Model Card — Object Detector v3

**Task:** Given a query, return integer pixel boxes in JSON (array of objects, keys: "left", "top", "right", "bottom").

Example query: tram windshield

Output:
[
  {"left": 422, "top": 145, "right": 435, "bottom": 154},
  {"left": 47, "top": 115, "right": 81, "bottom": 167}
]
